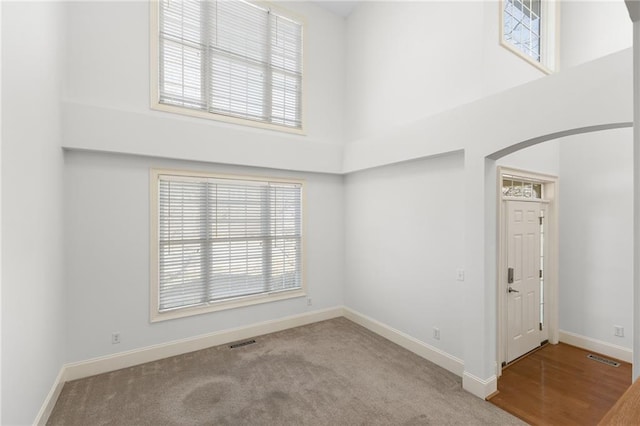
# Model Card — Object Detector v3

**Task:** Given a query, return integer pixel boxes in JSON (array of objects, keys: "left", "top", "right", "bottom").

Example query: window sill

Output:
[
  {"left": 500, "top": 41, "right": 553, "bottom": 75},
  {"left": 150, "top": 288, "right": 307, "bottom": 323}
]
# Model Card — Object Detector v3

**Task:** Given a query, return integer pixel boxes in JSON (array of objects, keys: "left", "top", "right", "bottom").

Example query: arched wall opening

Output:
[{"left": 484, "top": 122, "right": 633, "bottom": 380}]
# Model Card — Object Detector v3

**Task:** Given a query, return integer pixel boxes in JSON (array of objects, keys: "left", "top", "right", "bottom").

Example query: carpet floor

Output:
[{"left": 48, "top": 317, "right": 525, "bottom": 425}]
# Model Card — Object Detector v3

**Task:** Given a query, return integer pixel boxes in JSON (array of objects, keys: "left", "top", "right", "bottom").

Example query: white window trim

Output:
[
  {"left": 498, "top": 0, "right": 559, "bottom": 74},
  {"left": 149, "top": 0, "right": 307, "bottom": 135},
  {"left": 149, "top": 168, "right": 307, "bottom": 322}
]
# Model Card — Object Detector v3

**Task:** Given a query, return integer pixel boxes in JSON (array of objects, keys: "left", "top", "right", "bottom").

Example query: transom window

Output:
[
  {"left": 152, "top": 0, "right": 304, "bottom": 131},
  {"left": 150, "top": 170, "right": 304, "bottom": 321},
  {"left": 501, "top": 0, "right": 556, "bottom": 72},
  {"left": 502, "top": 176, "right": 543, "bottom": 199}
]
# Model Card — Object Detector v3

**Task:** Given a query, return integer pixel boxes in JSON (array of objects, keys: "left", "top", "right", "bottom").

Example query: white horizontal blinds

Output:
[
  {"left": 270, "top": 14, "right": 303, "bottom": 128},
  {"left": 208, "top": 181, "right": 268, "bottom": 301},
  {"left": 158, "top": 174, "right": 302, "bottom": 312},
  {"left": 159, "top": 0, "right": 205, "bottom": 109},
  {"left": 158, "top": 178, "right": 209, "bottom": 310},
  {"left": 266, "top": 184, "right": 302, "bottom": 291},
  {"left": 158, "top": 0, "right": 303, "bottom": 129}
]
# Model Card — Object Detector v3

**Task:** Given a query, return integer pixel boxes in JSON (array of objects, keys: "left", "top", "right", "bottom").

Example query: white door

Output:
[{"left": 506, "top": 201, "right": 542, "bottom": 363}]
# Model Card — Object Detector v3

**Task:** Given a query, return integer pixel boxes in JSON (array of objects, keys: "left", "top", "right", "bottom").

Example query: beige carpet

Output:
[{"left": 48, "top": 317, "right": 524, "bottom": 425}]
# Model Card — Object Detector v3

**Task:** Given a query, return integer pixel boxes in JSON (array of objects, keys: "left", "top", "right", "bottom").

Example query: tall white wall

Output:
[
  {"left": 0, "top": 1, "right": 634, "bottom": 420},
  {"left": 344, "top": 1, "right": 545, "bottom": 143},
  {"left": 62, "top": 1, "right": 346, "bottom": 173},
  {"left": 64, "top": 151, "right": 344, "bottom": 362},
  {"left": 561, "top": 1, "right": 632, "bottom": 70},
  {"left": 342, "top": 44, "right": 631, "bottom": 394},
  {"left": 61, "top": 0, "right": 347, "bottom": 365},
  {"left": 1, "top": 2, "right": 66, "bottom": 424},
  {"left": 344, "top": 153, "right": 466, "bottom": 359},
  {"left": 558, "top": 128, "right": 633, "bottom": 350}
]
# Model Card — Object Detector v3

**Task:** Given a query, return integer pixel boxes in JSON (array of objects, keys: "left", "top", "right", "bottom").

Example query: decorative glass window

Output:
[
  {"left": 501, "top": 0, "right": 556, "bottom": 72},
  {"left": 502, "top": 177, "right": 543, "bottom": 199},
  {"left": 153, "top": 0, "right": 304, "bottom": 131},
  {"left": 504, "top": 0, "right": 541, "bottom": 61},
  {"left": 150, "top": 170, "right": 305, "bottom": 321}
]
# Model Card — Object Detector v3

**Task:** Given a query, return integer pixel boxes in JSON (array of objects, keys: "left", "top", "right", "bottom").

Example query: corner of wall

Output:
[{"left": 462, "top": 372, "right": 497, "bottom": 400}]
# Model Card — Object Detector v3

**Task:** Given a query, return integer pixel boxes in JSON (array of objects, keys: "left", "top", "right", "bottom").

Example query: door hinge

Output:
[
  {"left": 539, "top": 269, "right": 543, "bottom": 278},
  {"left": 539, "top": 323, "right": 543, "bottom": 331},
  {"left": 539, "top": 217, "right": 543, "bottom": 225}
]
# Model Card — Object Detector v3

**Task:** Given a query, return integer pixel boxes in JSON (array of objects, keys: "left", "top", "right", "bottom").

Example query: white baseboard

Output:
[
  {"left": 63, "top": 307, "right": 343, "bottom": 382},
  {"left": 39, "top": 306, "right": 484, "bottom": 424},
  {"left": 33, "top": 368, "right": 66, "bottom": 426},
  {"left": 342, "top": 307, "right": 464, "bottom": 376},
  {"left": 462, "top": 371, "right": 497, "bottom": 400},
  {"left": 559, "top": 330, "right": 633, "bottom": 363}
]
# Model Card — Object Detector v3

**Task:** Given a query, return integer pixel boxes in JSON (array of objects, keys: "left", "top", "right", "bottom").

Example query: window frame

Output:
[
  {"left": 499, "top": 0, "right": 558, "bottom": 74},
  {"left": 149, "top": 0, "right": 307, "bottom": 135},
  {"left": 149, "top": 168, "right": 306, "bottom": 322}
]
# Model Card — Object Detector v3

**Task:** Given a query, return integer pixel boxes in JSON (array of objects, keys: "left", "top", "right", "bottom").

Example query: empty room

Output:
[{"left": 3, "top": 0, "right": 640, "bottom": 424}]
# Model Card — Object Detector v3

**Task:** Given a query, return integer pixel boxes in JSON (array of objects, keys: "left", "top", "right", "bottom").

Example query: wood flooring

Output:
[{"left": 488, "top": 343, "right": 632, "bottom": 426}]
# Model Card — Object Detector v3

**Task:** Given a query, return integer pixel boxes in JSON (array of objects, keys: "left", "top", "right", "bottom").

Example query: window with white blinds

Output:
[
  {"left": 151, "top": 170, "right": 304, "bottom": 320},
  {"left": 155, "top": 0, "right": 303, "bottom": 130}
]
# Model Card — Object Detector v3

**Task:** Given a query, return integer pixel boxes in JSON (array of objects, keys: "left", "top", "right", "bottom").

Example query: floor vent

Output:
[
  {"left": 587, "top": 354, "right": 620, "bottom": 367},
  {"left": 229, "top": 339, "right": 256, "bottom": 349}
]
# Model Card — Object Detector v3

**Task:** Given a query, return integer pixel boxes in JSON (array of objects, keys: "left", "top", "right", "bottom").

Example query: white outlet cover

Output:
[{"left": 456, "top": 269, "right": 465, "bottom": 281}]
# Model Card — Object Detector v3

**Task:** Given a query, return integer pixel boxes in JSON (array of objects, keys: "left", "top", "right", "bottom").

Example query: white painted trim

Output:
[
  {"left": 38, "top": 307, "right": 479, "bottom": 423},
  {"left": 497, "top": 0, "right": 557, "bottom": 74},
  {"left": 149, "top": 0, "right": 306, "bottom": 136},
  {"left": 33, "top": 368, "right": 66, "bottom": 426},
  {"left": 496, "top": 167, "right": 559, "bottom": 376},
  {"left": 559, "top": 330, "right": 633, "bottom": 364},
  {"left": 462, "top": 371, "right": 497, "bottom": 400},
  {"left": 64, "top": 307, "right": 342, "bottom": 382},
  {"left": 342, "top": 307, "right": 464, "bottom": 377},
  {"left": 149, "top": 168, "right": 307, "bottom": 323}
]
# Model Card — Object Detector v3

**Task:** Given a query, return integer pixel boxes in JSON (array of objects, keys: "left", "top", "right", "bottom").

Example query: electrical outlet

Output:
[
  {"left": 112, "top": 332, "right": 121, "bottom": 344},
  {"left": 307, "top": 298, "right": 312, "bottom": 306},
  {"left": 614, "top": 326, "right": 624, "bottom": 337},
  {"left": 456, "top": 269, "right": 465, "bottom": 281},
  {"left": 433, "top": 327, "right": 440, "bottom": 340}
]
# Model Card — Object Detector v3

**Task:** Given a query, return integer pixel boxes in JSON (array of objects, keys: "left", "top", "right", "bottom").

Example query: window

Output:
[
  {"left": 501, "top": 0, "right": 556, "bottom": 72},
  {"left": 152, "top": 0, "right": 304, "bottom": 132},
  {"left": 502, "top": 176, "right": 543, "bottom": 199},
  {"left": 150, "top": 169, "right": 304, "bottom": 321}
]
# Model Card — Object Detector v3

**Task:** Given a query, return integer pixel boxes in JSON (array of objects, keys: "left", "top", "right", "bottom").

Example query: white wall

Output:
[
  {"left": 62, "top": 1, "right": 346, "bottom": 173},
  {"left": 61, "top": 0, "right": 348, "bottom": 367},
  {"left": 344, "top": 1, "right": 545, "bottom": 143},
  {"left": 1, "top": 2, "right": 66, "bottom": 424},
  {"left": 64, "top": 150, "right": 344, "bottom": 362},
  {"left": 341, "top": 47, "right": 631, "bottom": 394},
  {"left": 558, "top": 127, "right": 633, "bottom": 350},
  {"left": 561, "top": 1, "right": 632, "bottom": 70},
  {"left": 0, "top": 2, "right": 634, "bottom": 421},
  {"left": 344, "top": 153, "right": 466, "bottom": 359}
]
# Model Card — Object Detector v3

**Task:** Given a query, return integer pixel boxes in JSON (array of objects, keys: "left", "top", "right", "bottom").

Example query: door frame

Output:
[{"left": 496, "top": 167, "right": 559, "bottom": 376}]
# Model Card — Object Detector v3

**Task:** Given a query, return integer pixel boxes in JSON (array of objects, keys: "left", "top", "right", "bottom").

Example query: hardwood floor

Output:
[{"left": 488, "top": 343, "right": 632, "bottom": 425}]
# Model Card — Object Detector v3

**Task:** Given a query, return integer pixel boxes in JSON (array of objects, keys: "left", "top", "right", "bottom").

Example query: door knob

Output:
[{"left": 508, "top": 287, "right": 519, "bottom": 293}]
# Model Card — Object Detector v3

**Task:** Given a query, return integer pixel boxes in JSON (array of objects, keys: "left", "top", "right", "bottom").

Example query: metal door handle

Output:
[{"left": 508, "top": 287, "right": 519, "bottom": 293}]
